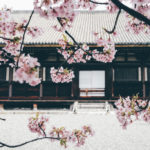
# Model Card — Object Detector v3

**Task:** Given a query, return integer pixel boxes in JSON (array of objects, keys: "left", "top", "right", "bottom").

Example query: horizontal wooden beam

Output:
[
  {"left": 0, "top": 99, "right": 116, "bottom": 103},
  {"left": 0, "top": 44, "right": 150, "bottom": 48},
  {"left": 25, "top": 44, "right": 150, "bottom": 48}
]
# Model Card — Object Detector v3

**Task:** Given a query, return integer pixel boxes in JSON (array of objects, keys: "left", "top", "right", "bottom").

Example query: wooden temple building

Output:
[{"left": 0, "top": 11, "right": 150, "bottom": 109}]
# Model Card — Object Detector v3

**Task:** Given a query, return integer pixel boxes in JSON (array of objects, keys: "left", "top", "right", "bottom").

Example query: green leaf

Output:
[{"left": 62, "top": 34, "right": 67, "bottom": 42}]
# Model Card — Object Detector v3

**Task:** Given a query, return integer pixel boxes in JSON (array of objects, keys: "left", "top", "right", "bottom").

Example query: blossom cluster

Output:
[
  {"left": 93, "top": 34, "right": 117, "bottom": 63},
  {"left": 28, "top": 114, "right": 94, "bottom": 148},
  {"left": 28, "top": 114, "right": 49, "bottom": 136},
  {"left": 13, "top": 54, "right": 41, "bottom": 86},
  {"left": 58, "top": 34, "right": 116, "bottom": 64},
  {"left": 34, "top": 0, "right": 76, "bottom": 31},
  {"left": 107, "top": 0, "right": 122, "bottom": 13},
  {"left": 125, "top": 8, "right": 150, "bottom": 34},
  {"left": 115, "top": 96, "right": 150, "bottom": 129},
  {"left": 50, "top": 125, "right": 94, "bottom": 147},
  {"left": 0, "top": 9, "right": 43, "bottom": 65},
  {"left": 58, "top": 39, "right": 92, "bottom": 64},
  {"left": 50, "top": 67, "right": 75, "bottom": 83},
  {"left": 34, "top": 0, "right": 98, "bottom": 32},
  {"left": 77, "top": 0, "right": 96, "bottom": 10},
  {"left": 107, "top": 0, "right": 150, "bottom": 34}
]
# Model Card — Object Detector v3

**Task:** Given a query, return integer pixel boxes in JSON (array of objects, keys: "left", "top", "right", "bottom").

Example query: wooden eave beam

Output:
[{"left": 0, "top": 44, "right": 150, "bottom": 48}]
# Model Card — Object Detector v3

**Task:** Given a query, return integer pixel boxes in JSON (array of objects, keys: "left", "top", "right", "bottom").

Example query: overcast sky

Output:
[
  {"left": 0, "top": 0, "right": 34, "bottom": 10},
  {"left": 0, "top": 0, "right": 109, "bottom": 10},
  {"left": 0, "top": 0, "right": 132, "bottom": 10}
]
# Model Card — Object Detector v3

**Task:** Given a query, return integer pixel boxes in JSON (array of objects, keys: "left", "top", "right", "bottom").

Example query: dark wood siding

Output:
[
  {"left": 0, "top": 67, "right": 6, "bottom": 81},
  {"left": 114, "top": 67, "right": 138, "bottom": 81}
]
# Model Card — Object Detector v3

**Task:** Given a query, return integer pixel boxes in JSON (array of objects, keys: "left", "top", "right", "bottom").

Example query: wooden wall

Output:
[{"left": 0, "top": 46, "right": 150, "bottom": 101}]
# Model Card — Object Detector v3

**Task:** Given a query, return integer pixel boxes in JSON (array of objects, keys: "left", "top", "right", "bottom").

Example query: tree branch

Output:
[
  {"left": 16, "top": 10, "right": 35, "bottom": 67},
  {"left": 19, "top": 10, "right": 34, "bottom": 52},
  {"left": 38, "top": 123, "right": 46, "bottom": 137},
  {"left": 0, "top": 118, "right": 6, "bottom": 121},
  {"left": 104, "top": 9, "right": 121, "bottom": 34},
  {"left": 57, "top": 17, "right": 79, "bottom": 46},
  {"left": 0, "top": 136, "right": 60, "bottom": 148},
  {"left": 0, "top": 36, "right": 14, "bottom": 42},
  {"left": 89, "top": 0, "right": 108, "bottom": 5},
  {"left": 111, "top": 0, "right": 150, "bottom": 26},
  {"left": 135, "top": 99, "right": 150, "bottom": 112}
]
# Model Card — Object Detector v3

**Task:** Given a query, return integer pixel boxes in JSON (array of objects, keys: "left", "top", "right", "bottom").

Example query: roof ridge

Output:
[{"left": 12, "top": 10, "right": 122, "bottom": 14}]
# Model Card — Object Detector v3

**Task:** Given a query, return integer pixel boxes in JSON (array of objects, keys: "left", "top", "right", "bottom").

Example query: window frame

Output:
[{"left": 79, "top": 70, "right": 106, "bottom": 97}]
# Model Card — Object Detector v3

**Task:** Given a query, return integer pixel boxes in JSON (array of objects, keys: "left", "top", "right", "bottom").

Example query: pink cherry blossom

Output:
[
  {"left": 28, "top": 115, "right": 49, "bottom": 136},
  {"left": 115, "top": 96, "right": 150, "bottom": 129},
  {"left": 50, "top": 67, "right": 74, "bottom": 83},
  {"left": 93, "top": 34, "right": 117, "bottom": 63},
  {"left": 14, "top": 54, "right": 41, "bottom": 86}
]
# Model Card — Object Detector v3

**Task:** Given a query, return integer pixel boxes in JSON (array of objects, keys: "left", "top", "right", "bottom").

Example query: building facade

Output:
[{"left": 0, "top": 11, "right": 150, "bottom": 108}]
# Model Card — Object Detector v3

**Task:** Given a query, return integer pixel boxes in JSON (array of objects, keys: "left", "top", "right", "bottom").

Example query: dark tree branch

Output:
[
  {"left": 19, "top": 10, "right": 34, "bottom": 52},
  {"left": 0, "top": 136, "right": 60, "bottom": 148},
  {"left": 89, "top": 0, "right": 108, "bottom": 5},
  {"left": 111, "top": 0, "right": 150, "bottom": 26},
  {"left": 135, "top": 99, "right": 150, "bottom": 112},
  {"left": 104, "top": 9, "right": 121, "bottom": 34},
  {"left": 16, "top": 10, "right": 35, "bottom": 67},
  {"left": 38, "top": 123, "right": 46, "bottom": 137},
  {"left": 56, "top": 17, "right": 93, "bottom": 55},
  {"left": 0, "top": 36, "right": 14, "bottom": 42},
  {"left": 0, "top": 118, "right": 6, "bottom": 121},
  {"left": 57, "top": 17, "right": 79, "bottom": 46}
]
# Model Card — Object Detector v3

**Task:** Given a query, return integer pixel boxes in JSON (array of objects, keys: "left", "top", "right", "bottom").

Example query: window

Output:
[
  {"left": 113, "top": 67, "right": 142, "bottom": 97},
  {"left": 147, "top": 67, "right": 150, "bottom": 81},
  {"left": 79, "top": 71, "right": 105, "bottom": 97},
  {"left": 46, "top": 67, "right": 51, "bottom": 81},
  {"left": 114, "top": 67, "right": 139, "bottom": 81},
  {"left": 0, "top": 67, "right": 6, "bottom": 81}
]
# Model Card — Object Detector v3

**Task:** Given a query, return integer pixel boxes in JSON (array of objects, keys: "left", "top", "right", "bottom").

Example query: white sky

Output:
[
  {"left": 0, "top": 0, "right": 34, "bottom": 10},
  {"left": 0, "top": 0, "right": 132, "bottom": 10}
]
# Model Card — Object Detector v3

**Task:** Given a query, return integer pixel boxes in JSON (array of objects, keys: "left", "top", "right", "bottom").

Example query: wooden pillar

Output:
[
  {"left": 105, "top": 64, "right": 113, "bottom": 99},
  {"left": 8, "top": 67, "right": 13, "bottom": 98},
  {"left": 56, "top": 84, "right": 58, "bottom": 97},
  {"left": 141, "top": 65, "right": 146, "bottom": 98},
  {"left": 40, "top": 83, "right": 43, "bottom": 98},
  {"left": 71, "top": 81, "right": 74, "bottom": 97},
  {"left": 9, "top": 83, "right": 12, "bottom": 98},
  {"left": 0, "top": 104, "right": 4, "bottom": 111},
  {"left": 72, "top": 68, "right": 79, "bottom": 99},
  {"left": 39, "top": 67, "right": 43, "bottom": 98},
  {"left": 33, "top": 104, "right": 38, "bottom": 110}
]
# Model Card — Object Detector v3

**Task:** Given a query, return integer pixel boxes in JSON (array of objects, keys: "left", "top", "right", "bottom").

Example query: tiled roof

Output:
[{"left": 0, "top": 11, "right": 150, "bottom": 45}]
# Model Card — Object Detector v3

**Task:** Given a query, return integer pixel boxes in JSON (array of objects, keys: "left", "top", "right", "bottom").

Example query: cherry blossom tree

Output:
[{"left": 0, "top": 0, "right": 150, "bottom": 148}]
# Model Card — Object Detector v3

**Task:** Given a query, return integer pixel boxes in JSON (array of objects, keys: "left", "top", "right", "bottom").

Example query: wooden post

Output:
[
  {"left": 141, "top": 66, "right": 146, "bottom": 98},
  {"left": 33, "top": 104, "right": 38, "bottom": 110},
  {"left": 56, "top": 84, "right": 58, "bottom": 97},
  {"left": 72, "top": 68, "right": 79, "bottom": 99},
  {"left": 9, "top": 83, "right": 12, "bottom": 98},
  {"left": 105, "top": 64, "right": 113, "bottom": 99},
  {"left": 8, "top": 67, "right": 13, "bottom": 98},
  {"left": 40, "top": 83, "right": 43, "bottom": 98},
  {"left": 0, "top": 104, "right": 4, "bottom": 111}
]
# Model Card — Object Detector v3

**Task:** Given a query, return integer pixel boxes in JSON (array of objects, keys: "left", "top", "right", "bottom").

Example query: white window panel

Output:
[
  {"left": 144, "top": 67, "right": 148, "bottom": 81},
  {"left": 112, "top": 68, "right": 115, "bottom": 82},
  {"left": 79, "top": 71, "right": 105, "bottom": 89},
  {"left": 43, "top": 67, "right": 46, "bottom": 81},
  {"left": 138, "top": 67, "right": 141, "bottom": 81},
  {"left": 0, "top": 67, "right": 6, "bottom": 81},
  {"left": 79, "top": 71, "right": 105, "bottom": 97},
  {"left": 6, "top": 67, "right": 9, "bottom": 81},
  {"left": 37, "top": 67, "right": 40, "bottom": 78},
  {"left": 12, "top": 68, "right": 16, "bottom": 81}
]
